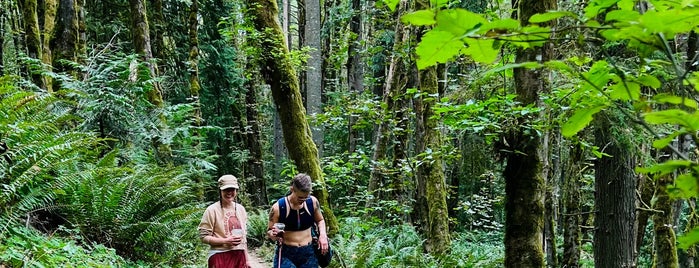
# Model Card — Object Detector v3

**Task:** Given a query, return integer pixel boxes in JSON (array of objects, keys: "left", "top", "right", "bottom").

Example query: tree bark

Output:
[
  {"left": 504, "top": 0, "right": 555, "bottom": 266},
  {"left": 562, "top": 141, "right": 583, "bottom": 268},
  {"left": 346, "top": 0, "right": 363, "bottom": 153},
  {"left": 188, "top": 0, "right": 201, "bottom": 128},
  {"left": 304, "top": 0, "right": 323, "bottom": 157},
  {"left": 129, "top": 0, "right": 162, "bottom": 106},
  {"left": 52, "top": 0, "right": 79, "bottom": 75},
  {"left": 652, "top": 170, "right": 679, "bottom": 268},
  {"left": 415, "top": 65, "right": 451, "bottom": 255},
  {"left": 593, "top": 111, "right": 636, "bottom": 268},
  {"left": 246, "top": 0, "right": 339, "bottom": 235},
  {"left": 20, "top": 0, "right": 45, "bottom": 89}
]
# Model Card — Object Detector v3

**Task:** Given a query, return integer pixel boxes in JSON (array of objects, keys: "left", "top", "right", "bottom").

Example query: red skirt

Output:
[{"left": 208, "top": 250, "right": 247, "bottom": 268}]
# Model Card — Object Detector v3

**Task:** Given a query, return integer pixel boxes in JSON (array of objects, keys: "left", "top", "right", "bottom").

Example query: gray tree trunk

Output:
[{"left": 304, "top": 0, "right": 323, "bottom": 157}]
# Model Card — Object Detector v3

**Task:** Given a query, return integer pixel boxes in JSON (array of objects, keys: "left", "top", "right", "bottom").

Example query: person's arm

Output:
[
  {"left": 266, "top": 203, "right": 282, "bottom": 240},
  {"left": 312, "top": 197, "right": 329, "bottom": 254}
]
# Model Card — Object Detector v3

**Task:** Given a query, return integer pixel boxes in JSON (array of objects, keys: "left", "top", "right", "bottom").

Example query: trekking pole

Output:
[{"left": 277, "top": 238, "right": 283, "bottom": 268}]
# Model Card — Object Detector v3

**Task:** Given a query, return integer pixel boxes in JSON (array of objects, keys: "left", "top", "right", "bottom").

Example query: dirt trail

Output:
[{"left": 248, "top": 249, "right": 271, "bottom": 268}]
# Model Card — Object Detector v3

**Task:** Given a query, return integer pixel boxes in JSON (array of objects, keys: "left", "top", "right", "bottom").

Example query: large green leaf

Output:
[
  {"left": 644, "top": 109, "right": 699, "bottom": 131},
  {"left": 435, "top": 9, "right": 487, "bottom": 37},
  {"left": 605, "top": 10, "right": 640, "bottom": 22},
  {"left": 608, "top": 81, "right": 641, "bottom": 101},
  {"left": 653, "top": 93, "right": 698, "bottom": 109},
  {"left": 668, "top": 173, "right": 699, "bottom": 199},
  {"left": 679, "top": 227, "right": 699, "bottom": 250},
  {"left": 415, "top": 30, "right": 463, "bottom": 69},
  {"left": 584, "top": 0, "right": 620, "bottom": 19},
  {"left": 652, "top": 131, "right": 681, "bottom": 149},
  {"left": 382, "top": 0, "right": 400, "bottom": 12},
  {"left": 401, "top": 10, "right": 436, "bottom": 26},
  {"left": 463, "top": 38, "right": 500, "bottom": 64},
  {"left": 561, "top": 104, "right": 606, "bottom": 137},
  {"left": 636, "top": 160, "right": 693, "bottom": 176}
]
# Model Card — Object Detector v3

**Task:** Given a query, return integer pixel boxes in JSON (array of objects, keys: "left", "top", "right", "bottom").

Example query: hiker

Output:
[
  {"left": 199, "top": 174, "right": 251, "bottom": 268},
  {"left": 267, "top": 173, "right": 329, "bottom": 268}
]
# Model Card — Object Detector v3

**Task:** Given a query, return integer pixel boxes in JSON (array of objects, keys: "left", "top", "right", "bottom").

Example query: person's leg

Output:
[
  {"left": 273, "top": 245, "right": 298, "bottom": 268},
  {"left": 297, "top": 245, "right": 319, "bottom": 268}
]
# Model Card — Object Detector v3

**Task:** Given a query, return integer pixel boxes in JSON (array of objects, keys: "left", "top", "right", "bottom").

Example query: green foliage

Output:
[
  {"left": 0, "top": 75, "right": 102, "bottom": 235},
  {"left": 55, "top": 154, "right": 200, "bottom": 264},
  {"left": 245, "top": 209, "right": 270, "bottom": 248},
  {"left": 0, "top": 226, "right": 148, "bottom": 268},
  {"left": 331, "top": 218, "right": 504, "bottom": 267}
]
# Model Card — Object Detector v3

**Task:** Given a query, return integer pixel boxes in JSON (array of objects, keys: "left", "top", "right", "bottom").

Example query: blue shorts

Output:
[{"left": 273, "top": 243, "right": 319, "bottom": 268}]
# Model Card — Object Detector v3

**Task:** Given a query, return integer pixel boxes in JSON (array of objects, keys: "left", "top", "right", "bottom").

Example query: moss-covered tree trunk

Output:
[
  {"left": 20, "top": 0, "right": 45, "bottom": 89},
  {"left": 151, "top": 0, "right": 165, "bottom": 65},
  {"left": 651, "top": 149, "right": 678, "bottom": 268},
  {"left": 593, "top": 111, "right": 636, "bottom": 268},
  {"left": 414, "top": 65, "right": 450, "bottom": 255},
  {"left": 246, "top": 0, "right": 338, "bottom": 235},
  {"left": 129, "top": 0, "right": 162, "bottom": 107},
  {"left": 188, "top": 0, "right": 201, "bottom": 128},
  {"left": 562, "top": 140, "right": 583, "bottom": 268},
  {"left": 40, "top": 0, "right": 56, "bottom": 91},
  {"left": 52, "top": 0, "right": 79, "bottom": 76},
  {"left": 503, "top": 0, "right": 554, "bottom": 266}
]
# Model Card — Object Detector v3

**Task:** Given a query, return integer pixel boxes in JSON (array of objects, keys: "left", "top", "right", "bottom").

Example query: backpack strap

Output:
[{"left": 278, "top": 197, "right": 288, "bottom": 221}]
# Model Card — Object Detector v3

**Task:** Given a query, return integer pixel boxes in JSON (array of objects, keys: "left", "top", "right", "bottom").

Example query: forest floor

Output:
[{"left": 248, "top": 248, "right": 271, "bottom": 268}]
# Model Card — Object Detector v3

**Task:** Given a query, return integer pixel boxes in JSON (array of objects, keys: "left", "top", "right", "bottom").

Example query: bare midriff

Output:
[{"left": 282, "top": 229, "right": 313, "bottom": 247}]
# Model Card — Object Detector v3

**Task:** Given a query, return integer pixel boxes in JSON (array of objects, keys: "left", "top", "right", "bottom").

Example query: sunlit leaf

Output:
[
  {"left": 435, "top": 9, "right": 487, "bottom": 37},
  {"left": 463, "top": 38, "right": 500, "bottom": 64},
  {"left": 605, "top": 10, "right": 640, "bottom": 22},
  {"left": 653, "top": 93, "right": 698, "bottom": 109},
  {"left": 401, "top": 10, "right": 436, "bottom": 26},
  {"left": 382, "top": 0, "right": 400, "bottom": 12},
  {"left": 561, "top": 104, "right": 606, "bottom": 137},
  {"left": 415, "top": 30, "right": 463, "bottom": 69},
  {"left": 652, "top": 131, "right": 681, "bottom": 149},
  {"left": 609, "top": 81, "right": 641, "bottom": 101},
  {"left": 636, "top": 160, "right": 693, "bottom": 176},
  {"left": 679, "top": 227, "right": 699, "bottom": 250},
  {"left": 668, "top": 173, "right": 699, "bottom": 199},
  {"left": 644, "top": 109, "right": 699, "bottom": 131}
]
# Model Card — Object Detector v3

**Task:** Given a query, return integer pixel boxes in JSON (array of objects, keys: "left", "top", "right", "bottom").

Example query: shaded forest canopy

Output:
[{"left": 3, "top": 0, "right": 699, "bottom": 267}]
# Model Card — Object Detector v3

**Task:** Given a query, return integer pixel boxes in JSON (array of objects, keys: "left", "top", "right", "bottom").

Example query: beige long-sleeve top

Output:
[{"left": 198, "top": 201, "right": 248, "bottom": 251}]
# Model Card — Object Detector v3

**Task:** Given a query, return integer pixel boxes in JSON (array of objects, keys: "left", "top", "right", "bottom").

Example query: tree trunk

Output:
[
  {"left": 40, "top": 0, "right": 57, "bottom": 91},
  {"left": 593, "top": 111, "right": 636, "bottom": 268},
  {"left": 52, "top": 0, "right": 79, "bottom": 75},
  {"left": 20, "top": 0, "right": 45, "bottom": 89},
  {"left": 188, "top": 0, "right": 201, "bottom": 128},
  {"left": 504, "top": 0, "right": 554, "bottom": 266},
  {"left": 544, "top": 129, "right": 557, "bottom": 268},
  {"left": 245, "top": 72, "right": 268, "bottom": 207},
  {"left": 415, "top": 64, "right": 451, "bottom": 255},
  {"left": 562, "top": 140, "right": 583, "bottom": 268},
  {"left": 346, "top": 0, "right": 362, "bottom": 153},
  {"left": 652, "top": 170, "right": 679, "bottom": 268},
  {"left": 304, "top": 0, "right": 323, "bottom": 157},
  {"left": 246, "top": 0, "right": 339, "bottom": 235},
  {"left": 129, "top": 0, "right": 162, "bottom": 106},
  {"left": 150, "top": 0, "right": 165, "bottom": 64}
]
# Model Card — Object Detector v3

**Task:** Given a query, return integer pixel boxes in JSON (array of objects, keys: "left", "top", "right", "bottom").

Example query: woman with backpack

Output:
[{"left": 267, "top": 173, "right": 329, "bottom": 268}]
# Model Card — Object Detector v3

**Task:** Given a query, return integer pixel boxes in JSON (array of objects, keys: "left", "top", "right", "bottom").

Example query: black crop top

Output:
[{"left": 278, "top": 197, "right": 315, "bottom": 232}]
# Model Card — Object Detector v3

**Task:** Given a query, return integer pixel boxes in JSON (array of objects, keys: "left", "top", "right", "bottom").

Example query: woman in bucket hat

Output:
[{"left": 199, "top": 175, "right": 251, "bottom": 268}]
